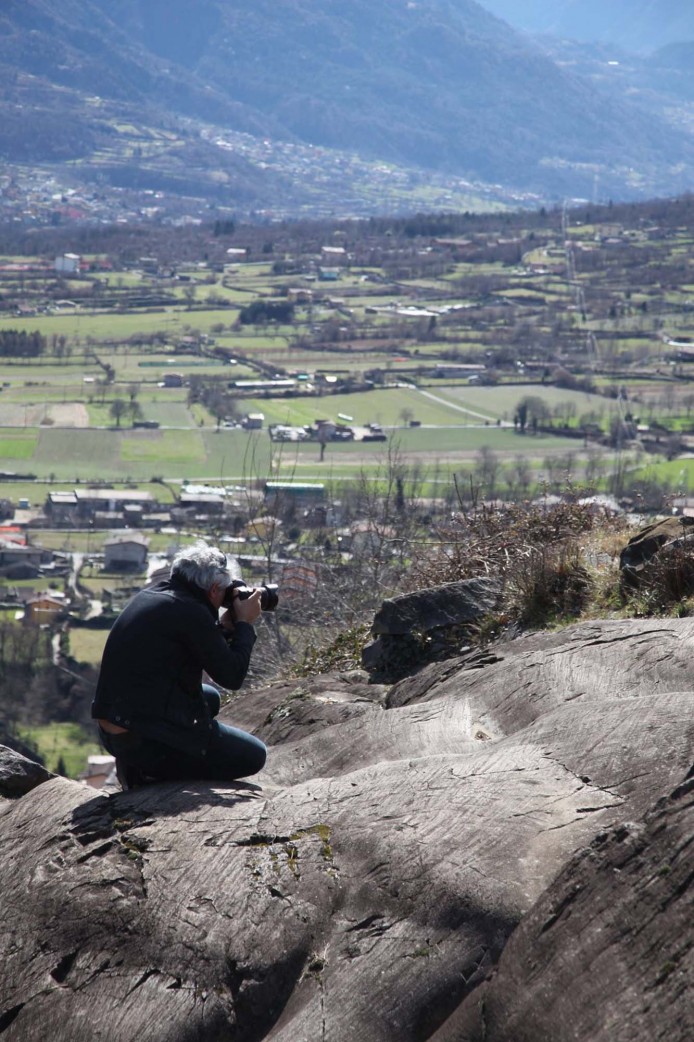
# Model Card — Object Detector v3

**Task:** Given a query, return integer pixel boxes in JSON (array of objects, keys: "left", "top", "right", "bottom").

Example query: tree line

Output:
[{"left": 0, "top": 329, "right": 46, "bottom": 357}]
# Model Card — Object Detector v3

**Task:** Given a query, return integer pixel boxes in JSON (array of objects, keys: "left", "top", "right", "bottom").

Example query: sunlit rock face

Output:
[
  {"left": 1, "top": 616, "right": 693, "bottom": 1041},
  {"left": 433, "top": 771, "right": 694, "bottom": 1042}
]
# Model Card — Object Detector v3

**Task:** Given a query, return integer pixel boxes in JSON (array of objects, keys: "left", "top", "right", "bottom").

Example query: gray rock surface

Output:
[
  {"left": 371, "top": 579, "right": 502, "bottom": 636},
  {"left": 435, "top": 771, "right": 694, "bottom": 1042},
  {"left": 363, "top": 578, "right": 502, "bottom": 679},
  {"left": 619, "top": 514, "right": 694, "bottom": 573},
  {"left": 0, "top": 744, "right": 52, "bottom": 798},
  {"left": 1, "top": 618, "right": 693, "bottom": 1041}
]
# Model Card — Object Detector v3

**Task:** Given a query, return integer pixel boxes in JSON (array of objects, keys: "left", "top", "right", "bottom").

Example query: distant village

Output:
[
  {"left": 0, "top": 125, "right": 526, "bottom": 228},
  {"left": 0, "top": 477, "right": 393, "bottom": 626}
]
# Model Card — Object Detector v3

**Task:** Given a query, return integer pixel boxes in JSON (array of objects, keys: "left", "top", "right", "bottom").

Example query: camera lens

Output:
[
  {"left": 223, "top": 580, "right": 278, "bottom": 611},
  {"left": 260, "top": 584, "right": 279, "bottom": 611}
]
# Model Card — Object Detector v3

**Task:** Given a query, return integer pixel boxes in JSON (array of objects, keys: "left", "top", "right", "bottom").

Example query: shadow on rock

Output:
[{"left": 70, "top": 778, "right": 266, "bottom": 836}]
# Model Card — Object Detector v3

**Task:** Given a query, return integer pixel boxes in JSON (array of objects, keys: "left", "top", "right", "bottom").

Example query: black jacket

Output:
[{"left": 92, "top": 574, "right": 256, "bottom": 754}]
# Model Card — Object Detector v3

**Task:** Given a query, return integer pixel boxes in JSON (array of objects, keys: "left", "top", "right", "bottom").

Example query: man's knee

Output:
[
  {"left": 215, "top": 724, "right": 267, "bottom": 778},
  {"left": 246, "top": 740, "right": 267, "bottom": 776}
]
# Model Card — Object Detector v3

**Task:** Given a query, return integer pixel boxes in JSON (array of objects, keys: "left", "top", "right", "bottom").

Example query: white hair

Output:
[{"left": 170, "top": 541, "right": 231, "bottom": 591}]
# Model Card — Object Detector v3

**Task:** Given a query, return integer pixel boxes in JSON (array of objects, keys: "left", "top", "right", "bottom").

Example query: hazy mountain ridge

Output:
[
  {"left": 0, "top": 0, "right": 283, "bottom": 135},
  {"left": 477, "top": 0, "right": 694, "bottom": 53},
  {"left": 530, "top": 33, "right": 694, "bottom": 153}
]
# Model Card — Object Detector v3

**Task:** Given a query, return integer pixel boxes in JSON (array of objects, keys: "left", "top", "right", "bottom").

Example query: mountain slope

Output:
[
  {"left": 0, "top": 0, "right": 306, "bottom": 209},
  {"left": 0, "top": 0, "right": 285, "bottom": 142},
  {"left": 85, "top": 0, "right": 694, "bottom": 197},
  {"left": 2, "top": 0, "right": 694, "bottom": 211}
]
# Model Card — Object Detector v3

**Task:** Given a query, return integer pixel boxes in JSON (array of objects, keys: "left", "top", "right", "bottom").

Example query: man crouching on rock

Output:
[{"left": 92, "top": 541, "right": 267, "bottom": 790}]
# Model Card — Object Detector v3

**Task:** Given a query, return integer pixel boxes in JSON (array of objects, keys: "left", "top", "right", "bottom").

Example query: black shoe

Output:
[{"left": 115, "top": 758, "right": 151, "bottom": 791}]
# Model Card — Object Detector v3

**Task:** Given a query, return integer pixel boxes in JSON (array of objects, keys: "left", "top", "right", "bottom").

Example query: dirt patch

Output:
[
  {"left": 0, "top": 403, "right": 89, "bottom": 427},
  {"left": 44, "top": 404, "right": 89, "bottom": 427}
]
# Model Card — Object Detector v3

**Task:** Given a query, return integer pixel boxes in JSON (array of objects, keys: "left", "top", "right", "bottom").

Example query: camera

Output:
[{"left": 223, "top": 578, "right": 279, "bottom": 612}]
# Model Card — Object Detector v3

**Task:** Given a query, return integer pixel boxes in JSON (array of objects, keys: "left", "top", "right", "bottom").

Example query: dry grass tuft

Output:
[{"left": 505, "top": 545, "right": 593, "bottom": 628}]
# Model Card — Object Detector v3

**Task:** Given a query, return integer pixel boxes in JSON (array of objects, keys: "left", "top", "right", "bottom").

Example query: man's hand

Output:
[{"left": 220, "top": 588, "right": 262, "bottom": 631}]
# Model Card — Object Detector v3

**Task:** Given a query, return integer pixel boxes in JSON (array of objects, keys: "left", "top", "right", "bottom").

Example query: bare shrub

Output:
[
  {"left": 505, "top": 545, "right": 593, "bottom": 628},
  {"left": 408, "top": 496, "right": 624, "bottom": 631},
  {"left": 293, "top": 623, "right": 372, "bottom": 677}
]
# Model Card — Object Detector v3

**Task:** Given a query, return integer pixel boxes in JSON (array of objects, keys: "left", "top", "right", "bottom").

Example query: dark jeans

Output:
[{"left": 100, "top": 685, "right": 267, "bottom": 782}]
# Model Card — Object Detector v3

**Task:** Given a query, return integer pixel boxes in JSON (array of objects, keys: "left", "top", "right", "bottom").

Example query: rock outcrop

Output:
[
  {"left": 362, "top": 578, "right": 502, "bottom": 679},
  {"left": 1, "top": 617, "right": 693, "bottom": 1041},
  {"left": 434, "top": 771, "right": 694, "bottom": 1042},
  {"left": 371, "top": 579, "right": 502, "bottom": 637},
  {"left": 619, "top": 514, "right": 694, "bottom": 586},
  {"left": 0, "top": 743, "right": 52, "bottom": 798}
]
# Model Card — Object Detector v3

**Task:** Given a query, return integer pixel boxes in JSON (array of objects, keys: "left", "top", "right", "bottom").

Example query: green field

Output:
[
  {"left": 633, "top": 458, "right": 694, "bottom": 492},
  {"left": 17, "top": 722, "right": 102, "bottom": 778},
  {"left": 121, "top": 429, "right": 207, "bottom": 464},
  {"left": 0, "top": 426, "right": 272, "bottom": 480},
  {"left": 0, "top": 430, "right": 38, "bottom": 458},
  {"left": 0, "top": 307, "right": 239, "bottom": 341},
  {"left": 237, "top": 383, "right": 618, "bottom": 429},
  {"left": 67, "top": 627, "right": 109, "bottom": 666},
  {"left": 0, "top": 423, "right": 597, "bottom": 490}
]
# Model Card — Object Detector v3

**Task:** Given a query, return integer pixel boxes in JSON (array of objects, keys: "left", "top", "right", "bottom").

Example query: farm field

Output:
[
  {"left": 0, "top": 422, "right": 594, "bottom": 488},
  {"left": 237, "top": 383, "right": 607, "bottom": 430},
  {"left": 1, "top": 198, "right": 694, "bottom": 501},
  {"left": 441, "top": 384, "right": 622, "bottom": 423},
  {"left": 0, "top": 418, "right": 583, "bottom": 477},
  {"left": 0, "top": 307, "right": 242, "bottom": 341},
  {"left": 65, "top": 628, "right": 109, "bottom": 668}
]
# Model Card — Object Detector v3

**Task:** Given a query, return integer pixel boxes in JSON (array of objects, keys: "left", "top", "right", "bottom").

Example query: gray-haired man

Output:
[{"left": 92, "top": 541, "right": 266, "bottom": 788}]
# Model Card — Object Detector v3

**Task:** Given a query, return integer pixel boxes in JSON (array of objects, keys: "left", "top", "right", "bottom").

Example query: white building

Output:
[
  {"left": 54, "top": 253, "right": 81, "bottom": 274},
  {"left": 79, "top": 755, "right": 116, "bottom": 789}
]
